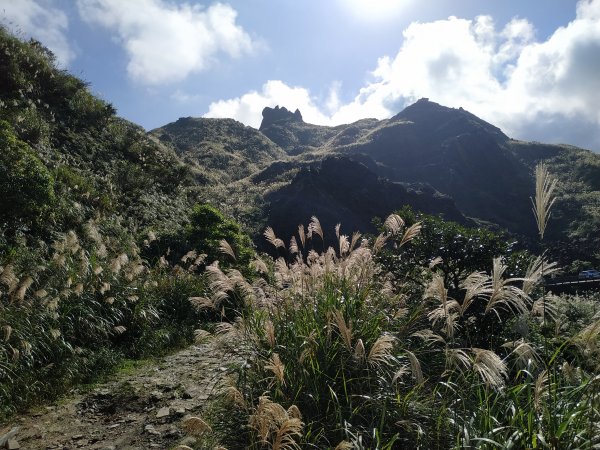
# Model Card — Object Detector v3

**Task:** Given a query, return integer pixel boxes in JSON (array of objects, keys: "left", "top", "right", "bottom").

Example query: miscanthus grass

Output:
[
  {"left": 193, "top": 213, "right": 600, "bottom": 449},
  {"left": 0, "top": 220, "right": 207, "bottom": 418}
]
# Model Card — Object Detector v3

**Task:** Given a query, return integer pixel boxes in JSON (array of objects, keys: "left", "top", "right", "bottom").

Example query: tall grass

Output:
[
  {"left": 0, "top": 220, "right": 207, "bottom": 418},
  {"left": 195, "top": 215, "right": 600, "bottom": 449}
]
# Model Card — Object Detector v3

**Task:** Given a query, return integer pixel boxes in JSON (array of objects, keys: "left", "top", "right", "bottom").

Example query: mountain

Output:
[
  {"left": 257, "top": 100, "right": 600, "bottom": 261},
  {"left": 150, "top": 116, "right": 286, "bottom": 184},
  {"left": 262, "top": 156, "right": 468, "bottom": 247},
  {"left": 2, "top": 23, "right": 599, "bottom": 267}
]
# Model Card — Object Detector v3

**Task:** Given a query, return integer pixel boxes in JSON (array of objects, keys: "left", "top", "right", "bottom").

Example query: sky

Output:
[{"left": 2, "top": 0, "right": 599, "bottom": 151}]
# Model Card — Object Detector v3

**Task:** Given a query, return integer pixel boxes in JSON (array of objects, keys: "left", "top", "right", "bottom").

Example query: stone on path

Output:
[{"left": 156, "top": 407, "right": 171, "bottom": 419}]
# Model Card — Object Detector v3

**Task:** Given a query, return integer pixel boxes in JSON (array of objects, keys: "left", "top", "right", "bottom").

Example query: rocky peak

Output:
[{"left": 259, "top": 106, "right": 303, "bottom": 130}]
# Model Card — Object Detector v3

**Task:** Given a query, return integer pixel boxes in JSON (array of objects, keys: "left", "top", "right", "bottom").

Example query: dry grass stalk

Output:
[
  {"left": 534, "top": 369, "right": 549, "bottom": 412},
  {"left": 190, "top": 296, "right": 214, "bottom": 310},
  {"left": 309, "top": 216, "right": 323, "bottom": 242},
  {"left": 224, "top": 385, "right": 247, "bottom": 408},
  {"left": 0, "top": 264, "right": 18, "bottom": 294},
  {"left": 113, "top": 325, "right": 127, "bottom": 335},
  {"left": 459, "top": 271, "right": 490, "bottom": 315},
  {"left": 330, "top": 309, "right": 353, "bottom": 351},
  {"left": 264, "top": 319, "right": 276, "bottom": 348},
  {"left": 182, "top": 416, "right": 212, "bottom": 435},
  {"left": 429, "top": 256, "right": 443, "bottom": 269},
  {"left": 181, "top": 250, "right": 197, "bottom": 263},
  {"left": 372, "top": 233, "right": 388, "bottom": 254},
  {"left": 399, "top": 222, "right": 422, "bottom": 247},
  {"left": 445, "top": 348, "right": 471, "bottom": 373},
  {"left": 265, "top": 353, "right": 285, "bottom": 385},
  {"left": 349, "top": 232, "right": 362, "bottom": 252},
  {"left": 486, "top": 258, "right": 530, "bottom": 318},
  {"left": 522, "top": 255, "right": 559, "bottom": 295},
  {"left": 384, "top": 213, "right": 405, "bottom": 234},
  {"left": 367, "top": 334, "right": 396, "bottom": 367},
  {"left": 73, "top": 282, "right": 84, "bottom": 296},
  {"left": 219, "top": 239, "right": 236, "bottom": 260},
  {"left": 194, "top": 329, "right": 211, "bottom": 343},
  {"left": 531, "top": 161, "right": 557, "bottom": 240},
  {"left": 289, "top": 236, "right": 299, "bottom": 255},
  {"left": 425, "top": 274, "right": 460, "bottom": 338},
  {"left": 251, "top": 258, "right": 269, "bottom": 274},
  {"left": 472, "top": 348, "right": 507, "bottom": 388},
  {"left": 2, "top": 325, "right": 12, "bottom": 342},
  {"left": 297, "top": 224, "right": 306, "bottom": 249},
  {"left": 338, "top": 234, "right": 350, "bottom": 257},
  {"left": 249, "top": 397, "right": 303, "bottom": 450},
  {"left": 405, "top": 350, "right": 424, "bottom": 383},
  {"left": 353, "top": 338, "right": 366, "bottom": 364},
  {"left": 13, "top": 276, "right": 34, "bottom": 301},
  {"left": 502, "top": 339, "right": 541, "bottom": 370},
  {"left": 264, "top": 227, "right": 285, "bottom": 249}
]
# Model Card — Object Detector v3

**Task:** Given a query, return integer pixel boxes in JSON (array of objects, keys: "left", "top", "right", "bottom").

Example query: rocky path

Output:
[{"left": 1, "top": 339, "right": 239, "bottom": 450}]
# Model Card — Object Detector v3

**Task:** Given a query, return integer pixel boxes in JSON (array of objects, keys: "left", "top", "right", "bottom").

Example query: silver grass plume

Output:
[
  {"left": 531, "top": 161, "right": 557, "bottom": 240},
  {"left": 522, "top": 255, "right": 559, "bottom": 295},
  {"left": 472, "top": 348, "right": 507, "bottom": 389},
  {"left": 309, "top": 216, "right": 323, "bottom": 242},
  {"left": 399, "top": 222, "right": 422, "bottom": 247},
  {"left": 367, "top": 334, "right": 396, "bottom": 367},
  {"left": 264, "top": 227, "right": 285, "bottom": 249},
  {"left": 384, "top": 213, "right": 404, "bottom": 235},
  {"left": 219, "top": 239, "right": 236, "bottom": 260}
]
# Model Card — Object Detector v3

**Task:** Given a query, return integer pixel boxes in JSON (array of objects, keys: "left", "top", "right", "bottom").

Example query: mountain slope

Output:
[
  {"left": 258, "top": 99, "right": 600, "bottom": 260},
  {"left": 150, "top": 116, "right": 286, "bottom": 184}
]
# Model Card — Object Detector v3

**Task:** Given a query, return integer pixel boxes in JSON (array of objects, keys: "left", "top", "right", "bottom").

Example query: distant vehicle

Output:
[{"left": 578, "top": 269, "right": 600, "bottom": 280}]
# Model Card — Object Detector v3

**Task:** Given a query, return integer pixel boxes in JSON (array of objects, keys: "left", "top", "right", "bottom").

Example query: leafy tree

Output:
[
  {"left": 185, "top": 204, "right": 254, "bottom": 268},
  {"left": 378, "top": 206, "right": 530, "bottom": 293}
]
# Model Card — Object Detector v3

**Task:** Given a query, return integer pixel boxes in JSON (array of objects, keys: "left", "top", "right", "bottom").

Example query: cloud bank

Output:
[
  {"left": 1, "top": 0, "right": 74, "bottom": 66},
  {"left": 77, "top": 0, "right": 258, "bottom": 85},
  {"left": 206, "top": 0, "right": 600, "bottom": 150}
]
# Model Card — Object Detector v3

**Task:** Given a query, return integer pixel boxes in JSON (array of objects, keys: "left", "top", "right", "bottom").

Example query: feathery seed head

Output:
[{"left": 531, "top": 161, "right": 557, "bottom": 240}]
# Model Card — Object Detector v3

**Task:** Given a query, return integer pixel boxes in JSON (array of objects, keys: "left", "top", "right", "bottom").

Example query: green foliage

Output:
[
  {"left": 0, "top": 222, "right": 207, "bottom": 418},
  {"left": 378, "top": 206, "right": 531, "bottom": 292},
  {"left": 202, "top": 218, "right": 600, "bottom": 449},
  {"left": 0, "top": 120, "right": 55, "bottom": 231}
]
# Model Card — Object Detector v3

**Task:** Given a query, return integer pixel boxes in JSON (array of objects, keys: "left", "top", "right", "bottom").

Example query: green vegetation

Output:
[
  {"left": 0, "top": 27, "right": 254, "bottom": 418},
  {"left": 196, "top": 214, "right": 599, "bottom": 449},
  {"left": 1, "top": 26, "right": 599, "bottom": 450}
]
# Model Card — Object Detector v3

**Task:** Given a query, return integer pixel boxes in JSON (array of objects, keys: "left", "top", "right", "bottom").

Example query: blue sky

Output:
[{"left": 2, "top": 0, "right": 600, "bottom": 151}]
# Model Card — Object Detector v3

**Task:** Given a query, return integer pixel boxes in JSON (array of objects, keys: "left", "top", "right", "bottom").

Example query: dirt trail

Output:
[{"left": 2, "top": 339, "right": 239, "bottom": 450}]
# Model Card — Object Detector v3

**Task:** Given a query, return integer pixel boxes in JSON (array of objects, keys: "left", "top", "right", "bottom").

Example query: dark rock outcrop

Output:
[
  {"left": 264, "top": 156, "right": 468, "bottom": 248},
  {"left": 259, "top": 106, "right": 303, "bottom": 131}
]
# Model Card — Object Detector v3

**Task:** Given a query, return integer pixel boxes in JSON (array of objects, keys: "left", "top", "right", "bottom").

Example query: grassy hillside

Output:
[{"left": 0, "top": 27, "right": 254, "bottom": 417}]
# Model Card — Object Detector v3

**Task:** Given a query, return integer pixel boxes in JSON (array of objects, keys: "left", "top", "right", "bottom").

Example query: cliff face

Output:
[{"left": 263, "top": 156, "right": 468, "bottom": 248}]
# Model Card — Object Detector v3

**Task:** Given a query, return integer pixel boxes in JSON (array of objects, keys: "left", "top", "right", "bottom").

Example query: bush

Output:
[
  {"left": 198, "top": 216, "right": 600, "bottom": 449},
  {"left": 0, "top": 120, "right": 55, "bottom": 232}
]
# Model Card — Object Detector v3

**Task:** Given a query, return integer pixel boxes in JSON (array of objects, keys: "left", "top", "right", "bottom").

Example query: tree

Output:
[{"left": 378, "top": 206, "right": 530, "bottom": 293}]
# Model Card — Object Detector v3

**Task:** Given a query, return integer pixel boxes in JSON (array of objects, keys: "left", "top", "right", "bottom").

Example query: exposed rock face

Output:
[
  {"left": 259, "top": 106, "right": 303, "bottom": 131},
  {"left": 264, "top": 156, "right": 468, "bottom": 248}
]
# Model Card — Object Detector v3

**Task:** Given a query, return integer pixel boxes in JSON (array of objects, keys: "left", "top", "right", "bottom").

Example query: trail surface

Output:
[{"left": 3, "top": 339, "right": 237, "bottom": 450}]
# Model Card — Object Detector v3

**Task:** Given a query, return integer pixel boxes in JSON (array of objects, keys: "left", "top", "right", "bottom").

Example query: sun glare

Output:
[{"left": 341, "top": 0, "right": 410, "bottom": 22}]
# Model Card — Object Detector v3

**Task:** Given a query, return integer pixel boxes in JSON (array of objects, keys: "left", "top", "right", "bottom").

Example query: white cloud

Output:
[
  {"left": 205, "top": 80, "right": 332, "bottom": 128},
  {"left": 76, "top": 0, "right": 257, "bottom": 85},
  {"left": 206, "top": 0, "right": 600, "bottom": 150},
  {"left": 0, "top": 0, "right": 74, "bottom": 66}
]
